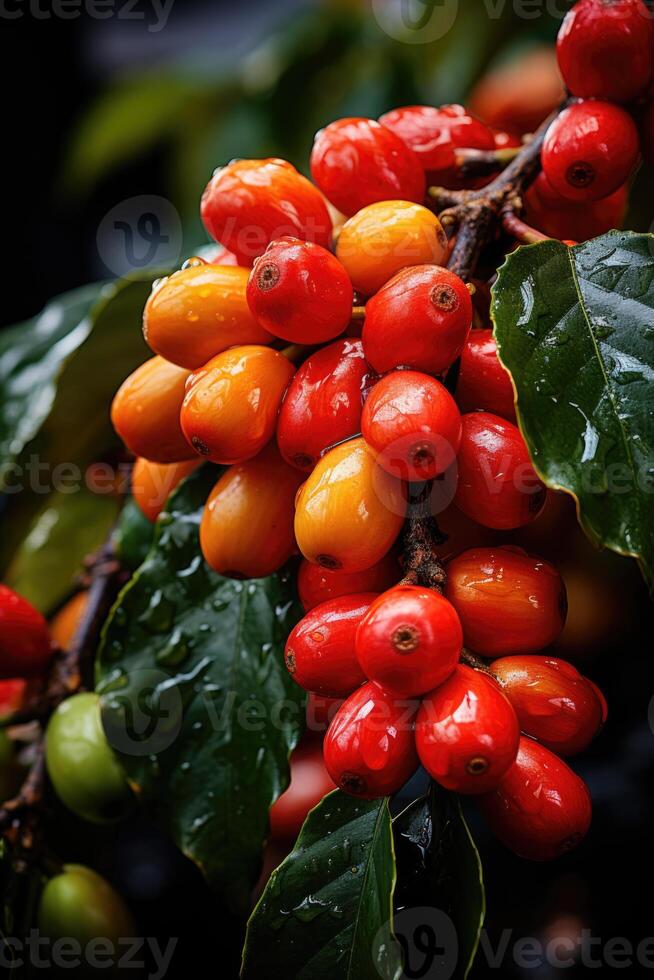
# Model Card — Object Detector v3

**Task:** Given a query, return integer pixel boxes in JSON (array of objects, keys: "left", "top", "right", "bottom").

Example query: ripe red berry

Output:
[
  {"left": 0, "top": 585, "right": 53, "bottom": 679},
  {"left": 477, "top": 736, "right": 592, "bottom": 861},
  {"left": 284, "top": 594, "right": 376, "bottom": 697},
  {"left": 416, "top": 665, "right": 520, "bottom": 794},
  {"left": 362, "top": 265, "right": 472, "bottom": 376},
  {"left": 445, "top": 546, "right": 567, "bottom": 657},
  {"left": 310, "top": 117, "right": 425, "bottom": 217},
  {"left": 247, "top": 238, "right": 353, "bottom": 344},
  {"left": 524, "top": 172, "right": 628, "bottom": 242},
  {"left": 201, "top": 158, "right": 332, "bottom": 266},
  {"left": 361, "top": 371, "right": 462, "bottom": 482},
  {"left": 490, "top": 656, "right": 606, "bottom": 756},
  {"left": 541, "top": 101, "right": 639, "bottom": 203},
  {"left": 557, "top": 0, "right": 654, "bottom": 104},
  {"left": 355, "top": 586, "right": 461, "bottom": 698},
  {"left": 323, "top": 681, "right": 419, "bottom": 798},
  {"left": 277, "top": 339, "right": 374, "bottom": 472},
  {"left": 269, "top": 739, "right": 336, "bottom": 841},
  {"left": 455, "top": 329, "right": 516, "bottom": 422},
  {"left": 454, "top": 412, "right": 546, "bottom": 530},
  {"left": 297, "top": 554, "right": 399, "bottom": 612}
]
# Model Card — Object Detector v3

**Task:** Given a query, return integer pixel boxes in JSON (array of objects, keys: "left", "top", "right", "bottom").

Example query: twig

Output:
[{"left": 453, "top": 145, "right": 521, "bottom": 179}]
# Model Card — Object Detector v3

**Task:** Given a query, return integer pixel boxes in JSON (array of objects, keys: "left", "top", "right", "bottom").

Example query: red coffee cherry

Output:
[
  {"left": 541, "top": 101, "right": 639, "bottom": 203},
  {"left": 0, "top": 585, "right": 53, "bottom": 679},
  {"left": 355, "top": 586, "right": 461, "bottom": 698},
  {"left": 297, "top": 554, "right": 399, "bottom": 612},
  {"left": 201, "top": 158, "right": 332, "bottom": 266},
  {"left": 362, "top": 265, "right": 472, "bottom": 376},
  {"left": 445, "top": 546, "right": 567, "bottom": 657},
  {"left": 247, "top": 238, "right": 354, "bottom": 344},
  {"left": 277, "top": 339, "right": 374, "bottom": 472},
  {"left": 361, "top": 371, "right": 462, "bottom": 482},
  {"left": 454, "top": 412, "right": 546, "bottom": 530},
  {"left": 557, "top": 0, "right": 654, "bottom": 104},
  {"left": 455, "top": 329, "right": 516, "bottom": 422},
  {"left": 524, "top": 172, "right": 628, "bottom": 242},
  {"left": 491, "top": 656, "right": 606, "bottom": 756},
  {"left": 284, "top": 594, "right": 376, "bottom": 697},
  {"left": 269, "top": 739, "right": 336, "bottom": 841},
  {"left": 304, "top": 693, "right": 345, "bottom": 738},
  {"left": 310, "top": 117, "right": 425, "bottom": 217},
  {"left": 323, "top": 681, "right": 419, "bottom": 798},
  {"left": 416, "top": 665, "right": 520, "bottom": 794},
  {"left": 477, "top": 736, "right": 592, "bottom": 861}
]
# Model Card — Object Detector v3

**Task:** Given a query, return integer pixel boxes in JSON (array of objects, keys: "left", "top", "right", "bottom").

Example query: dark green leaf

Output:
[
  {"left": 112, "top": 497, "right": 156, "bottom": 573},
  {"left": 242, "top": 791, "right": 403, "bottom": 980},
  {"left": 492, "top": 232, "right": 654, "bottom": 592},
  {"left": 96, "top": 466, "right": 304, "bottom": 913}
]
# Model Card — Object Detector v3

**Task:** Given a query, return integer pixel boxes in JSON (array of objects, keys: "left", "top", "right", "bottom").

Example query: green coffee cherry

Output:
[{"left": 38, "top": 864, "right": 134, "bottom": 947}]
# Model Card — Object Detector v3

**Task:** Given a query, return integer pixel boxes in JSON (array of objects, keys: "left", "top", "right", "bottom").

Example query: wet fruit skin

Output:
[
  {"left": 416, "top": 665, "right": 520, "bottom": 794},
  {"left": 336, "top": 201, "right": 448, "bottom": 297},
  {"left": 180, "top": 345, "right": 295, "bottom": 464},
  {"left": 453, "top": 412, "right": 546, "bottom": 530},
  {"left": 143, "top": 263, "right": 274, "bottom": 370},
  {"left": 524, "top": 172, "right": 628, "bottom": 241},
  {"left": 284, "top": 593, "right": 375, "bottom": 697},
  {"left": 269, "top": 738, "right": 337, "bottom": 841},
  {"left": 541, "top": 101, "right": 639, "bottom": 203},
  {"left": 362, "top": 265, "right": 472, "bottom": 376},
  {"left": 49, "top": 591, "right": 89, "bottom": 650},
  {"left": 277, "top": 339, "right": 374, "bottom": 473},
  {"left": 476, "top": 736, "right": 592, "bottom": 861},
  {"left": 200, "top": 443, "right": 304, "bottom": 579},
  {"left": 310, "top": 117, "right": 425, "bottom": 217},
  {"left": 455, "top": 329, "right": 516, "bottom": 422},
  {"left": 111, "top": 356, "right": 195, "bottom": 464},
  {"left": 445, "top": 546, "right": 567, "bottom": 657},
  {"left": 355, "top": 585, "right": 462, "bottom": 698},
  {"left": 38, "top": 864, "right": 134, "bottom": 946},
  {"left": 361, "top": 370, "right": 462, "bottom": 482},
  {"left": 556, "top": 0, "right": 654, "bottom": 104},
  {"left": 323, "top": 681, "right": 419, "bottom": 798},
  {"left": 201, "top": 158, "right": 332, "bottom": 265},
  {"left": 490, "top": 656, "right": 606, "bottom": 756},
  {"left": 0, "top": 679, "right": 29, "bottom": 719},
  {"left": 247, "top": 238, "right": 354, "bottom": 344},
  {"left": 294, "top": 437, "right": 406, "bottom": 574},
  {"left": 297, "top": 553, "right": 399, "bottom": 612},
  {"left": 0, "top": 585, "right": 53, "bottom": 679},
  {"left": 45, "top": 692, "right": 132, "bottom": 824},
  {"left": 131, "top": 457, "right": 200, "bottom": 522}
]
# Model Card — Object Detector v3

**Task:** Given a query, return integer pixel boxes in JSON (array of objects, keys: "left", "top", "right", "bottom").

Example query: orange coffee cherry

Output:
[
  {"left": 49, "top": 592, "right": 89, "bottom": 650},
  {"left": 180, "top": 346, "right": 295, "bottom": 464},
  {"left": 294, "top": 437, "right": 405, "bottom": 573},
  {"left": 131, "top": 458, "right": 201, "bottom": 522},
  {"left": 111, "top": 356, "right": 195, "bottom": 463}
]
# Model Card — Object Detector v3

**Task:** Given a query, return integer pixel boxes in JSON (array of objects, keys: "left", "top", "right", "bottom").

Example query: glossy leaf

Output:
[{"left": 112, "top": 497, "right": 156, "bottom": 573}]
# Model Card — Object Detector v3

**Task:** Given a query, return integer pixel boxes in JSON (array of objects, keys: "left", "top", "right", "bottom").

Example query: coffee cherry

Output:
[
  {"left": 297, "top": 553, "right": 399, "bottom": 612},
  {"left": 336, "top": 201, "right": 448, "bottom": 297},
  {"left": 38, "top": 864, "right": 134, "bottom": 948},
  {"left": 305, "top": 693, "right": 345, "bottom": 737},
  {"left": 541, "top": 101, "right": 639, "bottom": 203},
  {"left": 201, "top": 158, "right": 332, "bottom": 265},
  {"left": 0, "top": 679, "right": 29, "bottom": 719},
  {"left": 454, "top": 413, "right": 546, "bottom": 530},
  {"left": 525, "top": 172, "right": 628, "bottom": 241},
  {"left": 468, "top": 47, "right": 565, "bottom": 136},
  {"left": 111, "top": 356, "right": 195, "bottom": 464},
  {"left": 200, "top": 444, "right": 303, "bottom": 578},
  {"left": 0, "top": 585, "right": 53, "bottom": 679},
  {"left": 477, "top": 736, "right": 592, "bottom": 861},
  {"left": 323, "top": 681, "right": 419, "bottom": 798},
  {"left": 355, "top": 586, "right": 461, "bottom": 698},
  {"left": 557, "top": 0, "right": 654, "bottom": 104},
  {"left": 49, "top": 591, "right": 89, "bottom": 650},
  {"left": 285, "top": 593, "right": 375, "bottom": 697},
  {"left": 361, "top": 371, "right": 461, "bottom": 482},
  {"left": 490, "top": 656, "right": 606, "bottom": 756},
  {"left": 416, "top": 665, "right": 520, "bottom": 794},
  {"left": 181, "top": 346, "right": 295, "bottom": 464},
  {"left": 379, "top": 104, "right": 495, "bottom": 187},
  {"left": 362, "top": 265, "right": 472, "bottom": 376},
  {"left": 294, "top": 437, "right": 405, "bottom": 573},
  {"left": 445, "top": 547, "right": 567, "bottom": 657},
  {"left": 247, "top": 238, "right": 353, "bottom": 344},
  {"left": 277, "top": 339, "right": 374, "bottom": 473},
  {"left": 143, "top": 264, "right": 273, "bottom": 370},
  {"left": 269, "top": 738, "right": 336, "bottom": 841},
  {"left": 310, "top": 117, "right": 425, "bottom": 217},
  {"left": 455, "top": 329, "right": 516, "bottom": 422},
  {"left": 132, "top": 458, "right": 200, "bottom": 522},
  {"left": 492, "top": 130, "right": 522, "bottom": 150}
]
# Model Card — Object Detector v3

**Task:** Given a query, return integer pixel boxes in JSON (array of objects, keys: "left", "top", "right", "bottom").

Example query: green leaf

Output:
[
  {"left": 492, "top": 231, "right": 654, "bottom": 593},
  {"left": 96, "top": 466, "right": 304, "bottom": 913},
  {"left": 393, "top": 786, "right": 485, "bottom": 980},
  {"left": 242, "top": 791, "right": 403, "bottom": 980},
  {"left": 111, "top": 497, "right": 156, "bottom": 573}
]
